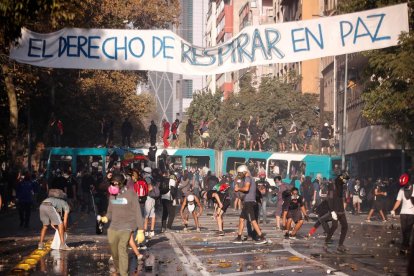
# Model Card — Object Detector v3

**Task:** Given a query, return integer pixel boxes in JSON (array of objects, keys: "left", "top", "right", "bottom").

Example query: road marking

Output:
[
  {"left": 282, "top": 240, "right": 349, "bottom": 276},
  {"left": 192, "top": 244, "right": 279, "bottom": 251},
  {"left": 166, "top": 232, "right": 210, "bottom": 276},
  {"left": 223, "top": 265, "right": 312, "bottom": 275},
  {"left": 197, "top": 249, "right": 287, "bottom": 258}
]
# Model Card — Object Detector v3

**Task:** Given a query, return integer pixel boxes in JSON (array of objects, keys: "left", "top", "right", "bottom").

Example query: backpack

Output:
[
  {"left": 159, "top": 177, "right": 170, "bottom": 195},
  {"left": 149, "top": 184, "right": 160, "bottom": 199},
  {"left": 134, "top": 180, "right": 148, "bottom": 204},
  {"left": 148, "top": 147, "right": 156, "bottom": 162},
  {"left": 48, "top": 188, "right": 67, "bottom": 200}
]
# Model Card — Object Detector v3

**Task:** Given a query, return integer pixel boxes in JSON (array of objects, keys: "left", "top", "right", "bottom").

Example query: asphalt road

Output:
[{"left": 0, "top": 205, "right": 409, "bottom": 275}]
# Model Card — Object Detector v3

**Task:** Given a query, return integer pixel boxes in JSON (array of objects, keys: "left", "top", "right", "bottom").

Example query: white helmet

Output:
[
  {"left": 187, "top": 194, "right": 195, "bottom": 202},
  {"left": 143, "top": 167, "right": 152, "bottom": 174},
  {"left": 237, "top": 165, "right": 249, "bottom": 174},
  {"left": 324, "top": 122, "right": 329, "bottom": 127}
]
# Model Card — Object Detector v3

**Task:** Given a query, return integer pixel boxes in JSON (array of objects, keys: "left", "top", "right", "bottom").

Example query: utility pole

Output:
[
  {"left": 319, "top": 78, "right": 324, "bottom": 154},
  {"left": 341, "top": 54, "right": 348, "bottom": 171}
]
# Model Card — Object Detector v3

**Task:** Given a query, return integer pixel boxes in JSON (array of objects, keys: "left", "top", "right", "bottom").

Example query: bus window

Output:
[
  {"left": 247, "top": 158, "right": 266, "bottom": 177},
  {"left": 49, "top": 155, "right": 72, "bottom": 173},
  {"left": 186, "top": 156, "right": 210, "bottom": 171},
  {"left": 226, "top": 157, "right": 245, "bottom": 174},
  {"left": 170, "top": 156, "right": 183, "bottom": 171},
  {"left": 77, "top": 155, "right": 104, "bottom": 174},
  {"left": 290, "top": 161, "right": 306, "bottom": 179},
  {"left": 268, "top": 160, "right": 288, "bottom": 179}
]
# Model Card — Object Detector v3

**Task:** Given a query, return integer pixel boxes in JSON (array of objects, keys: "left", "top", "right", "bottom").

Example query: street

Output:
[{"left": 0, "top": 206, "right": 409, "bottom": 276}]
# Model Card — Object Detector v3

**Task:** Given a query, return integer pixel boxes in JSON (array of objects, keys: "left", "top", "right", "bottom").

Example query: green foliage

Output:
[
  {"left": 338, "top": 0, "right": 414, "bottom": 148},
  {"left": 1, "top": 0, "right": 181, "bottom": 166},
  {"left": 187, "top": 74, "right": 321, "bottom": 150}
]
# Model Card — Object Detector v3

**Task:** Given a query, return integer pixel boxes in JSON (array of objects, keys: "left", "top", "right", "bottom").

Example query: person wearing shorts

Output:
[
  {"left": 38, "top": 196, "right": 70, "bottom": 250},
  {"left": 233, "top": 165, "right": 267, "bottom": 244},
  {"left": 284, "top": 187, "right": 308, "bottom": 239},
  {"left": 180, "top": 194, "right": 203, "bottom": 231},
  {"left": 206, "top": 184, "right": 231, "bottom": 236},
  {"left": 144, "top": 196, "right": 156, "bottom": 237}
]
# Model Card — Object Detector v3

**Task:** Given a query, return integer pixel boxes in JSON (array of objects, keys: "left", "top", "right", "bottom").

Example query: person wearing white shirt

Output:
[{"left": 390, "top": 173, "right": 414, "bottom": 255}]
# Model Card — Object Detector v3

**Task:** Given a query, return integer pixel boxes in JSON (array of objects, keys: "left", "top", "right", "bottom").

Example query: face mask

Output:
[
  {"left": 292, "top": 194, "right": 299, "bottom": 200},
  {"left": 108, "top": 185, "right": 119, "bottom": 195}
]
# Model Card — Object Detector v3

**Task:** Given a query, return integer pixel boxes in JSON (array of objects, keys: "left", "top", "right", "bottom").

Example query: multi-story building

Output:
[
  {"left": 147, "top": 0, "right": 208, "bottom": 123},
  {"left": 233, "top": 0, "right": 275, "bottom": 93},
  {"left": 273, "top": 0, "right": 321, "bottom": 94},
  {"left": 320, "top": 1, "right": 410, "bottom": 178}
]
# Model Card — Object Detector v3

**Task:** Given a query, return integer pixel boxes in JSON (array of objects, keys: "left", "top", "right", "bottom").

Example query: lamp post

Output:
[{"left": 341, "top": 54, "right": 348, "bottom": 171}]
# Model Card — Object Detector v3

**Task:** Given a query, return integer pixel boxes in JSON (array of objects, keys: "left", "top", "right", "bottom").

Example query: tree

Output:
[
  {"left": 338, "top": 1, "right": 414, "bottom": 150},
  {"left": 187, "top": 73, "right": 321, "bottom": 150},
  {"left": 1, "top": 0, "right": 78, "bottom": 167},
  {"left": 1, "top": 0, "right": 181, "bottom": 168}
]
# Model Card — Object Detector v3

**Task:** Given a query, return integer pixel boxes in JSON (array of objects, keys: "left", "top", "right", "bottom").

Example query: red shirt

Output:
[{"left": 163, "top": 122, "right": 170, "bottom": 134}]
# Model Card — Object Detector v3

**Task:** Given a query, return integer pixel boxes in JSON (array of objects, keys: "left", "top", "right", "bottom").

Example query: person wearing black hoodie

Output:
[{"left": 325, "top": 172, "right": 350, "bottom": 253}]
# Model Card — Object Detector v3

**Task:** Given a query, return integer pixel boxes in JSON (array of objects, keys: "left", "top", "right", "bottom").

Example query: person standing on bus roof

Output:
[
  {"left": 148, "top": 120, "right": 157, "bottom": 146},
  {"left": 321, "top": 123, "right": 331, "bottom": 155},
  {"left": 185, "top": 119, "right": 194, "bottom": 148},
  {"left": 162, "top": 119, "right": 170, "bottom": 148},
  {"left": 121, "top": 117, "right": 133, "bottom": 148}
]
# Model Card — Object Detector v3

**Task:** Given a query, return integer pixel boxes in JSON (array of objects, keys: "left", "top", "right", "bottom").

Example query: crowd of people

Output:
[
  {"left": 1, "top": 163, "right": 413, "bottom": 275},
  {"left": 147, "top": 117, "right": 338, "bottom": 154}
]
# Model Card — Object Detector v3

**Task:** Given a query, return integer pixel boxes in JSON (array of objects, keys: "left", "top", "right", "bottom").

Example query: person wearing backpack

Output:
[
  {"left": 161, "top": 171, "right": 177, "bottom": 232},
  {"left": 130, "top": 170, "right": 148, "bottom": 216},
  {"left": 142, "top": 167, "right": 159, "bottom": 239}
]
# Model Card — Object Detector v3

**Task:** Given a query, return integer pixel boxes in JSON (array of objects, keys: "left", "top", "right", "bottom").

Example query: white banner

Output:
[{"left": 9, "top": 4, "right": 409, "bottom": 76}]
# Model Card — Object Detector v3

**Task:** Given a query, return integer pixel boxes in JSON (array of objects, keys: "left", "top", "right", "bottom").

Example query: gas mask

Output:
[{"left": 108, "top": 184, "right": 120, "bottom": 195}]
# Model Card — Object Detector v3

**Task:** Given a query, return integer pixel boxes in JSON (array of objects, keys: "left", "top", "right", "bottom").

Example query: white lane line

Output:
[
  {"left": 169, "top": 232, "right": 211, "bottom": 276},
  {"left": 282, "top": 240, "right": 349, "bottom": 276},
  {"left": 197, "top": 249, "right": 287, "bottom": 258},
  {"left": 223, "top": 265, "right": 312, "bottom": 276},
  {"left": 165, "top": 232, "right": 196, "bottom": 275},
  {"left": 192, "top": 244, "right": 280, "bottom": 251}
]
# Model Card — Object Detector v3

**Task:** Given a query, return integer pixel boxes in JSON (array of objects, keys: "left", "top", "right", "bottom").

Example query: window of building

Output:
[{"left": 183, "top": 79, "right": 193, "bottom": 98}]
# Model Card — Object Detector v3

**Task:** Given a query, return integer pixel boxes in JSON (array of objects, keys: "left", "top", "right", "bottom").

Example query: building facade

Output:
[
  {"left": 319, "top": 1, "right": 410, "bottom": 178},
  {"left": 148, "top": 0, "right": 208, "bottom": 124}
]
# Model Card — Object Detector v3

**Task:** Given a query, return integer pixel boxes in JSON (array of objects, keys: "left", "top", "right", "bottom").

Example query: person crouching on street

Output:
[
  {"left": 38, "top": 192, "right": 70, "bottom": 250},
  {"left": 180, "top": 194, "right": 203, "bottom": 232},
  {"left": 284, "top": 187, "right": 308, "bottom": 239},
  {"left": 101, "top": 173, "right": 144, "bottom": 276}
]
